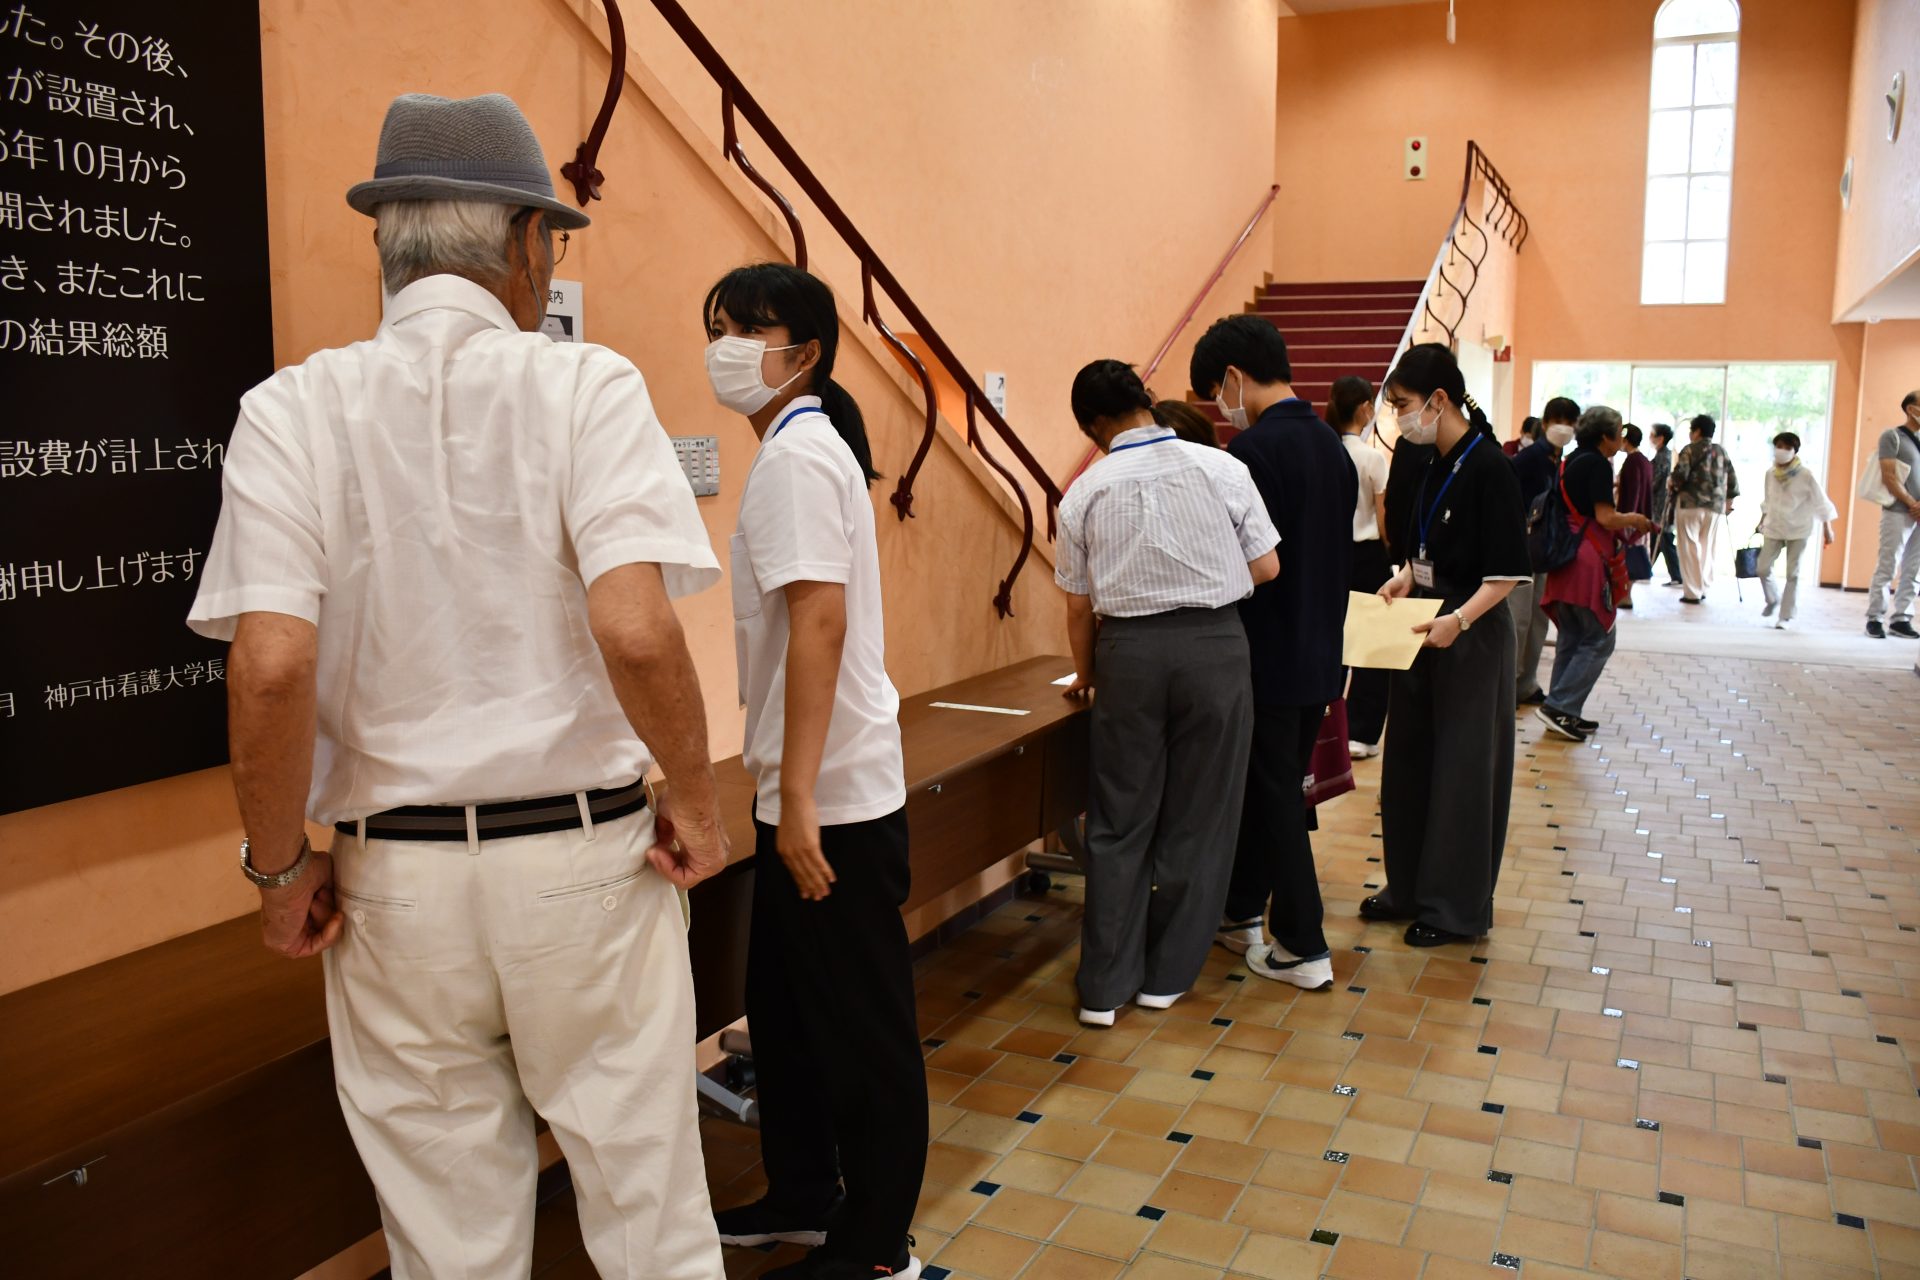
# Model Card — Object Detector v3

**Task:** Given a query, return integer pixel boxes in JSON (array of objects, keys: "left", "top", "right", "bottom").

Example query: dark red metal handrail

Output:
[
  {"left": 1422, "top": 141, "right": 1528, "bottom": 348},
  {"left": 560, "top": 0, "right": 625, "bottom": 204},
  {"left": 1064, "top": 184, "right": 1280, "bottom": 488},
  {"left": 569, "top": 0, "right": 1063, "bottom": 617}
]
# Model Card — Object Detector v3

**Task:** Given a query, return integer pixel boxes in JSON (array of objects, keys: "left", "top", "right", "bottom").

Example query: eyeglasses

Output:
[{"left": 555, "top": 230, "right": 569, "bottom": 266}]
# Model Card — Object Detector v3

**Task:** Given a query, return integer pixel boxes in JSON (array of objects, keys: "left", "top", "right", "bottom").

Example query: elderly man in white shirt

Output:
[
  {"left": 188, "top": 94, "right": 727, "bottom": 1279},
  {"left": 1057, "top": 360, "right": 1278, "bottom": 1027},
  {"left": 1755, "top": 430, "right": 1837, "bottom": 629}
]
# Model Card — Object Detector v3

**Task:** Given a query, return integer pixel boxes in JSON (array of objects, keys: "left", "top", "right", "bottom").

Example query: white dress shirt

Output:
[
  {"left": 731, "top": 396, "right": 905, "bottom": 826},
  {"left": 1056, "top": 426, "right": 1279, "bottom": 618},
  {"left": 1341, "top": 432, "right": 1389, "bottom": 542},
  {"left": 188, "top": 275, "right": 720, "bottom": 825},
  {"left": 1758, "top": 462, "right": 1838, "bottom": 540}
]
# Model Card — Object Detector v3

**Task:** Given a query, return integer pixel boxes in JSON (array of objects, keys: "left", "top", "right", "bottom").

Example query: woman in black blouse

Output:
[{"left": 1365, "top": 344, "right": 1532, "bottom": 946}]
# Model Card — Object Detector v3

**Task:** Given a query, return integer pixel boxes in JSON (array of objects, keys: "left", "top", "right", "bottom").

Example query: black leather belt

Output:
[{"left": 335, "top": 781, "right": 649, "bottom": 843}]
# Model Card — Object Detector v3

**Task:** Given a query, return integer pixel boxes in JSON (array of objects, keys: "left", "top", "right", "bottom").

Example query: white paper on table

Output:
[
  {"left": 929, "top": 701, "right": 1031, "bottom": 716},
  {"left": 1342, "top": 590, "right": 1444, "bottom": 670},
  {"left": 1050, "top": 674, "right": 1077, "bottom": 687}
]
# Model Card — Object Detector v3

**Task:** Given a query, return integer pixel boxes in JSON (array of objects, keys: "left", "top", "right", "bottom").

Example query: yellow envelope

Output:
[{"left": 1343, "top": 591, "right": 1444, "bottom": 670}]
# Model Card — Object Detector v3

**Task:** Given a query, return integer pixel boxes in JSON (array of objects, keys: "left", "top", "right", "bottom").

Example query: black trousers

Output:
[
  {"left": 1346, "top": 539, "right": 1393, "bottom": 746},
  {"left": 1223, "top": 702, "right": 1328, "bottom": 959},
  {"left": 1378, "top": 601, "right": 1516, "bottom": 937},
  {"left": 746, "top": 808, "right": 926, "bottom": 1262},
  {"left": 1657, "top": 526, "right": 1682, "bottom": 582}
]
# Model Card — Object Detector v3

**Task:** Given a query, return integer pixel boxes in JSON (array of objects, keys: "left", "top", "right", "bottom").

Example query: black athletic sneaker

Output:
[
  {"left": 1533, "top": 706, "right": 1588, "bottom": 742},
  {"left": 1869, "top": 619, "right": 1887, "bottom": 639},
  {"left": 1575, "top": 716, "right": 1598, "bottom": 733},
  {"left": 714, "top": 1194, "right": 841, "bottom": 1249},
  {"left": 1891, "top": 619, "right": 1919, "bottom": 639},
  {"left": 763, "top": 1240, "right": 922, "bottom": 1278}
]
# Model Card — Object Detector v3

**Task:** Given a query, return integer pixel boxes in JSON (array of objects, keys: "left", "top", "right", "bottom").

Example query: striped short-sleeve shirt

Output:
[{"left": 1056, "top": 426, "right": 1279, "bottom": 617}]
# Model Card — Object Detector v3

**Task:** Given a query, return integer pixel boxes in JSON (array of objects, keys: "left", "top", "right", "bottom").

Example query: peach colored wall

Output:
[
  {"left": 1840, "top": 320, "right": 1920, "bottom": 586},
  {"left": 1272, "top": 0, "right": 1865, "bottom": 581},
  {"left": 0, "top": 0, "right": 1072, "bottom": 994},
  {"left": 1834, "top": 0, "right": 1920, "bottom": 318},
  {"left": 627, "top": 0, "right": 1283, "bottom": 466}
]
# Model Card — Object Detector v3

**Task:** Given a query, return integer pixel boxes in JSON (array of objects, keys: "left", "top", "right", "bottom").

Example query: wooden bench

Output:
[{"left": 0, "top": 656, "right": 1087, "bottom": 1277}]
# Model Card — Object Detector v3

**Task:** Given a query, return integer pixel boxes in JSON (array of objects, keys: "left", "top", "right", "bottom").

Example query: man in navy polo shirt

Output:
[{"left": 1191, "top": 315, "right": 1357, "bottom": 992}]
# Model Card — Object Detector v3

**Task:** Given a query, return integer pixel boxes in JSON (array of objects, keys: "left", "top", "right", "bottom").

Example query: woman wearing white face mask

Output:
[
  {"left": 1756, "top": 432, "right": 1836, "bottom": 629},
  {"left": 700, "top": 264, "right": 925, "bottom": 1280}
]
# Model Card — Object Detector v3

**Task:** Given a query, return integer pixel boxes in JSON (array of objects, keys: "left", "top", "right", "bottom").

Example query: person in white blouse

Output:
[
  {"left": 1756, "top": 431, "right": 1837, "bottom": 629},
  {"left": 1056, "top": 360, "right": 1279, "bottom": 1027},
  {"left": 188, "top": 94, "right": 727, "bottom": 1278},
  {"left": 701, "top": 263, "right": 924, "bottom": 1280}
]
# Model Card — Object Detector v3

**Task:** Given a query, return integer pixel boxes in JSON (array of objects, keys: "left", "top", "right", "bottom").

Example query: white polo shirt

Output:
[
  {"left": 187, "top": 275, "right": 720, "bottom": 825},
  {"left": 731, "top": 396, "right": 905, "bottom": 826}
]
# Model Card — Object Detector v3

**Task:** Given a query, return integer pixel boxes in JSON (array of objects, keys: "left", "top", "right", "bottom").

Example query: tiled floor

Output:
[{"left": 705, "top": 588, "right": 1920, "bottom": 1279}]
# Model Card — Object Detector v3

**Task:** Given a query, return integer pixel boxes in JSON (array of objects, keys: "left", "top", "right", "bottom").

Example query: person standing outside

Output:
[
  {"left": 1327, "top": 376, "right": 1391, "bottom": 759},
  {"left": 1757, "top": 432, "right": 1837, "bottom": 630},
  {"left": 187, "top": 94, "right": 728, "bottom": 1279},
  {"left": 1192, "top": 316, "right": 1357, "bottom": 991},
  {"left": 1508, "top": 398, "right": 1578, "bottom": 704},
  {"left": 1369, "top": 344, "right": 1531, "bottom": 946},
  {"left": 1670, "top": 413, "right": 1739, "bottom": 604},
  {"left": 701, "top": 263, "right": 925, "bottom": 1280},
  {"left": 1056, "top": 359, "right": 1277, "bottom": 1024},
  {"left": 1536, "top": 407, "right": 1653, "bottom": 742},
  {"left": 1648, "top": 423, "right": 1682, "bottom": 585},
  {"left": 1866, "top": 391, "right": 1920, "bottom": 639}
]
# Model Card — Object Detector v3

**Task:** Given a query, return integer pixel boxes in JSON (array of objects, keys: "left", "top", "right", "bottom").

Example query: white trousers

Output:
[
  {"left": 1757, "top": 536, "right": 1807, "bottom": 621},
  {"left": 1676, "top": 507, "right": 1723, "bottom": 598},
  {"left": 323, "top": 809, "right": 723, "bottom": 1280},
  {"left": 1868, "top": 505, "right": 1920, "bottom": 622}
]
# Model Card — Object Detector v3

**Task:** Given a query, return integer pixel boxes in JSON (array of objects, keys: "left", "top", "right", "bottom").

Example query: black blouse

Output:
[{"left": 1405, "top": 431, "right": 1531, "bottom": 593}]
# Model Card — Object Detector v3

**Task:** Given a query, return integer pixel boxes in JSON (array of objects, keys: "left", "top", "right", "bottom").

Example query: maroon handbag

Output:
[{"left": 1303, "top": 699, "right": 1356, "bottom": 808}]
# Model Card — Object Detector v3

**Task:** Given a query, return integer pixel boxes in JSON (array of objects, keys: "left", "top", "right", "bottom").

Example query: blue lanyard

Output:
[
  {"left": 1109, "top": 431, "right": 1177, "bottom": 454},
  {"left": 770, "top": 404, "right": 827, "bottom": 438},
  {"left": 1414, "top": 433, "right": 1482, "bottom": 558}
]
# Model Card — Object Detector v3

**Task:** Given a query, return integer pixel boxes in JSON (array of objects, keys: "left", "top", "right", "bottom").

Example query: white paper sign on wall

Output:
[
  {"left": 985, "top": 371, "right": 1008, "bottom": 417},
  {"left": 543, "top": 278, "right": 585, "bottom": 343}
]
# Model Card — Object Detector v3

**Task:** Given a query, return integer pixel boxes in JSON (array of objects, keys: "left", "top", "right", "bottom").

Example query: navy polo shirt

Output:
[{"left": 1226, "top": 398, "right": 1358, "bottom": 707}]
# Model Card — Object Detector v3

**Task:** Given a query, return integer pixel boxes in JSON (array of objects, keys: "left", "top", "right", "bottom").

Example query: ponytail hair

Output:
[
  {"left": 1070, "top": 358, "right": 1153, "bottom": 435},
  {"left": 1325, "top": 375, "right": 1375, "bottom": 431},
  {"left": 1384, "top": 342, "right": 1495, "bottom": 441},
  {"left": 702, "top": 261, "right": 879, "bottom": 484}
]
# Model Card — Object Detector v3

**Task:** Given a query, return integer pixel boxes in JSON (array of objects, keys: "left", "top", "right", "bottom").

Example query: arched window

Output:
[{"left": 1641, "top": 0, "right": 1740, "bottom": 305}]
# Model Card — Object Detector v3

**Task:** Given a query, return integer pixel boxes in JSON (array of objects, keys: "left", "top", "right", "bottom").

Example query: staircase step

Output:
[
  {"left": 1260, "top": 293, "right": 1422, "bottom": 314},
  {"left": 1261, "top": 280, "right": 1425, "bottom": 298},
  {"left": 1287, "top": 344, "right": 1400, "bottom": 364},
  {"left": 1291, "top": 362, "right": 1392, "bottom": 382},
  {"left": 1251, "top": 306, "right": 1412, "bottom": 329}
]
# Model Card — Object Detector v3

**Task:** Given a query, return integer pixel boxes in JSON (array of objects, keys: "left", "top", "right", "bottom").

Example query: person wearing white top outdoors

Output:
[
  {"left": 187, "top": 94, "right": 728, "bottom": 1279},
  {"left": 1056, "top": 360, "right": 1280, "bottom": 1027},
  {"left": 1866, "top": 391, "right": 1920, "bottom": 639},
  {"left": 701, "top": 263, "right": 923, "bottom": 1280},
  {"left": 1327, "top": 376, "right": 1391, "bottom": 758},
  {"left": 1755, "top": 431, "right": 1838, "bottom": 629}
]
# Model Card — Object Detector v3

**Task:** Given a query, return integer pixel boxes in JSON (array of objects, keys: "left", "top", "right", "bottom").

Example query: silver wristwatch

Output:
[
  {"left": 1455, "top": 609, "right": 1473, "bottom": 632},
  {"left": 241, "top": 835, "right": 312, "bottom": 889}
]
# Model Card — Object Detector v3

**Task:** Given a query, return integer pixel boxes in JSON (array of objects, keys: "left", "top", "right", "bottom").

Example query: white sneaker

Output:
[
  {"left": 1215, "top": 917, "right": 1264, "bottom": 955},
  {"left": 1135, "top": 991, "right": 1183, "bottom": 1010},
  {"left": 1078, "top": 1007, "right": 1116, "bottom": 1027},
  {"left": 1246, "top": 943, "right": 1335, "bottom": 990},
  {"left": 1348, "top": 740, "right": 1380, "bottom": 760}
]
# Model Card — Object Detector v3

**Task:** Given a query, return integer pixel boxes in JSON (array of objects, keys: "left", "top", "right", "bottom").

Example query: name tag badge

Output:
[{"left": 1411, "top": 559, "right": 1436, "bottom": 589}]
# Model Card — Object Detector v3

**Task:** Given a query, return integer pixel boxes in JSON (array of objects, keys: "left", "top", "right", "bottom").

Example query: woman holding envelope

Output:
[{"left": 1366, "top": 344, "right": 1532, "bottom": 947}]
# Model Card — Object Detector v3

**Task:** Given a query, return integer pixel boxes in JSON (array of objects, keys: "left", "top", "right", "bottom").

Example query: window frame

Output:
[{"left": 1640, "top": 0, "right": 1741, "bottom": 307}]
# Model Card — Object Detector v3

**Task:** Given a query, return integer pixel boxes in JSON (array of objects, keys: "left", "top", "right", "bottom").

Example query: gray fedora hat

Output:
[{"left": 346, "top": 92, "right": 590, "bottom": 230}]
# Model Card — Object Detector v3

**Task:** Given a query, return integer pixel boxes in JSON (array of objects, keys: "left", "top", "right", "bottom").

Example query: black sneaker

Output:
[
  {"left": 1518, "top": 689, "right": 1547, "bottom": 706},
  {"left": 764, "top": 1241, "right": 922, "bottom": 1278},
  {"left": 1892, "top": 619, "right": 1919, "bottom": 639},
  {"left": 1533, "top": 706, "right": 1588, "bottom": 742},
  {"left": 715, "top": 1194, "right": 841, "bottom": 1249},
  {"left": 1575, "top": 716, "right": 1598, "bottom": 732},
  {"left": 1869, "top": 620, "right": 1887, "bottom": 639}
]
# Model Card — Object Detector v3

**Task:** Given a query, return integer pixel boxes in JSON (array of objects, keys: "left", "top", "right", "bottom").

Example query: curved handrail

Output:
[
  {"left": 571, "top": 0, "right": 1062, "bottom": 617},
  {"left": 561, "top": 0, "right": 625, "bottom": 204},
  {"left": 1064, "top": 184, "right": 1280, "bottom": 488}
]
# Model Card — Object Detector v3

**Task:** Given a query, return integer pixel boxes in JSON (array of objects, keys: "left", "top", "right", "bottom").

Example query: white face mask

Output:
[
  {"left": 705, "top": 335, "right": 804, "bottom": 415},
  {"left": 1396, "top": 392, "right": 1440, "bottom": 445},
  {"left": 1214, "top": 370, "right": 1251, "bottom": 433},
  {"left": 1774, "top": 447, "right": 1796, "bottom": 467},
  {"left": 1545, "top": 423, "right": 1576, "bottom": 449}
]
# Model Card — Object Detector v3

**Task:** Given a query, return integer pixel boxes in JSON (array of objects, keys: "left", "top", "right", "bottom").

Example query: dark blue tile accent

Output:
[
  {"left": 1226, "top": 973, "right": 1246, "bottom": 982},
  {"left": 923, "top": 1268, "right": 953, "bottom": 1280},
  {"left": 1016, "top": 1111, "right": 1042, "bottom": 1124},
  {"left": 971, "top": 1180, "right": 1000, "bottom": 1196},
  {"left": 1482, "top": 1102, "right": 1505, "bottom": 1115},
  {"left": 1842, "top": 989, "right": 1863, "bottom": 998},
  {"left": 1798, "top": 1136, "right": 1822, "bottom": 1150},
  {"left": 1025, "top": 914, "right": 1043, "bottom": 922},
  {"left": 1579, "top": 931, "right": 1595, "bottom": 938},
  {"left": 1363, "top": 883, "right": 1380, "bottom": 890},
  {"left": 1137, "top": 1205, "right": 1165, "bottom": 1221},
  {"left": 1167, "top": 1131, "right": 1193, "bottom": 1144},
  {"left": 1211, "top": 1017, "right": 1233, "bottom": 1028},
  {"left": 1570, "top": 898, "right": 1585, "bottom": 905},
  {"left": 1635, "top": 1118, "right": 1660, "bottom": 1131},
  {"left": 1310, "top": 1228, "right": 1340, "bottom": 1246},
  {"left": 1838, "top": 1213, "right": 1867, "bottom": 1230},
  {"left": 1191, "top": 1070, "right": 1216, "bottom": 1082},
  {"left": 1879, "top": 1035, "right": 1899, "bottom": 1045},
  {"left": 923, "top": 1038, "right": 946, "bottom": 1048},
  {"left": 1323, "top": 1150, "right": 1350, "bottom": 1164},
  {"left": 1354, "top": 945, "right": 1372, "bottom": 953},
  {"left": 1738, "top": 1022, "right": 1757, "bottom": 1031},
  {"left": 1766, "top": 1073, "right": 1787, "bottom": 1084},
  {"left": 1341, "top": 1031, "right": 1365, "bottom": 1041},
  {"left": 1333, "top": 1084, "right": 1358, "bottom": 1097},
  {"left": 1471, "top": 956, "right": 1488, "bottom": 965},
  {"left": 1658, "top": 1191, "right": 1684, "bottom": 1206},
  {"left": 1473, "top": 996, "right": 1492, "bottom": 1006},
  {"left": 963, "top": 990, "right": 983, "bottom": 1000},
  {"left": 1487, "top": 1169, "right": 1513, "bottom": 1184},
  {"left": 1054, "top": 1053, "right": 1078, "bottom": 1064},
  {"left": 1491, "top": 1255, "right": 1521, "bottom": 1271},
  {"left": 1347, "top": 985, "right": 1368, "bottom": 994},
  {"left": 1478, "top": 1045, "right": 1499, "bottom": 1056}
]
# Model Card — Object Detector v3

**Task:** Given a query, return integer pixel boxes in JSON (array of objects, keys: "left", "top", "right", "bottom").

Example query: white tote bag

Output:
[{"left": 1858, "top": 456, "right": 1911, "bottom": 507}]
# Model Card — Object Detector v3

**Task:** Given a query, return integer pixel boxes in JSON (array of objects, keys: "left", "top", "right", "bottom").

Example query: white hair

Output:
[{"left": 374, "top": 199, "right": 522, "bottom": 294}]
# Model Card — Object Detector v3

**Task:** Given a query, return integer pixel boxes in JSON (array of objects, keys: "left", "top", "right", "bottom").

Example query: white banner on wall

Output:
[{"left": 543, "top": 279, "right": 584, "bottom": 343}]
